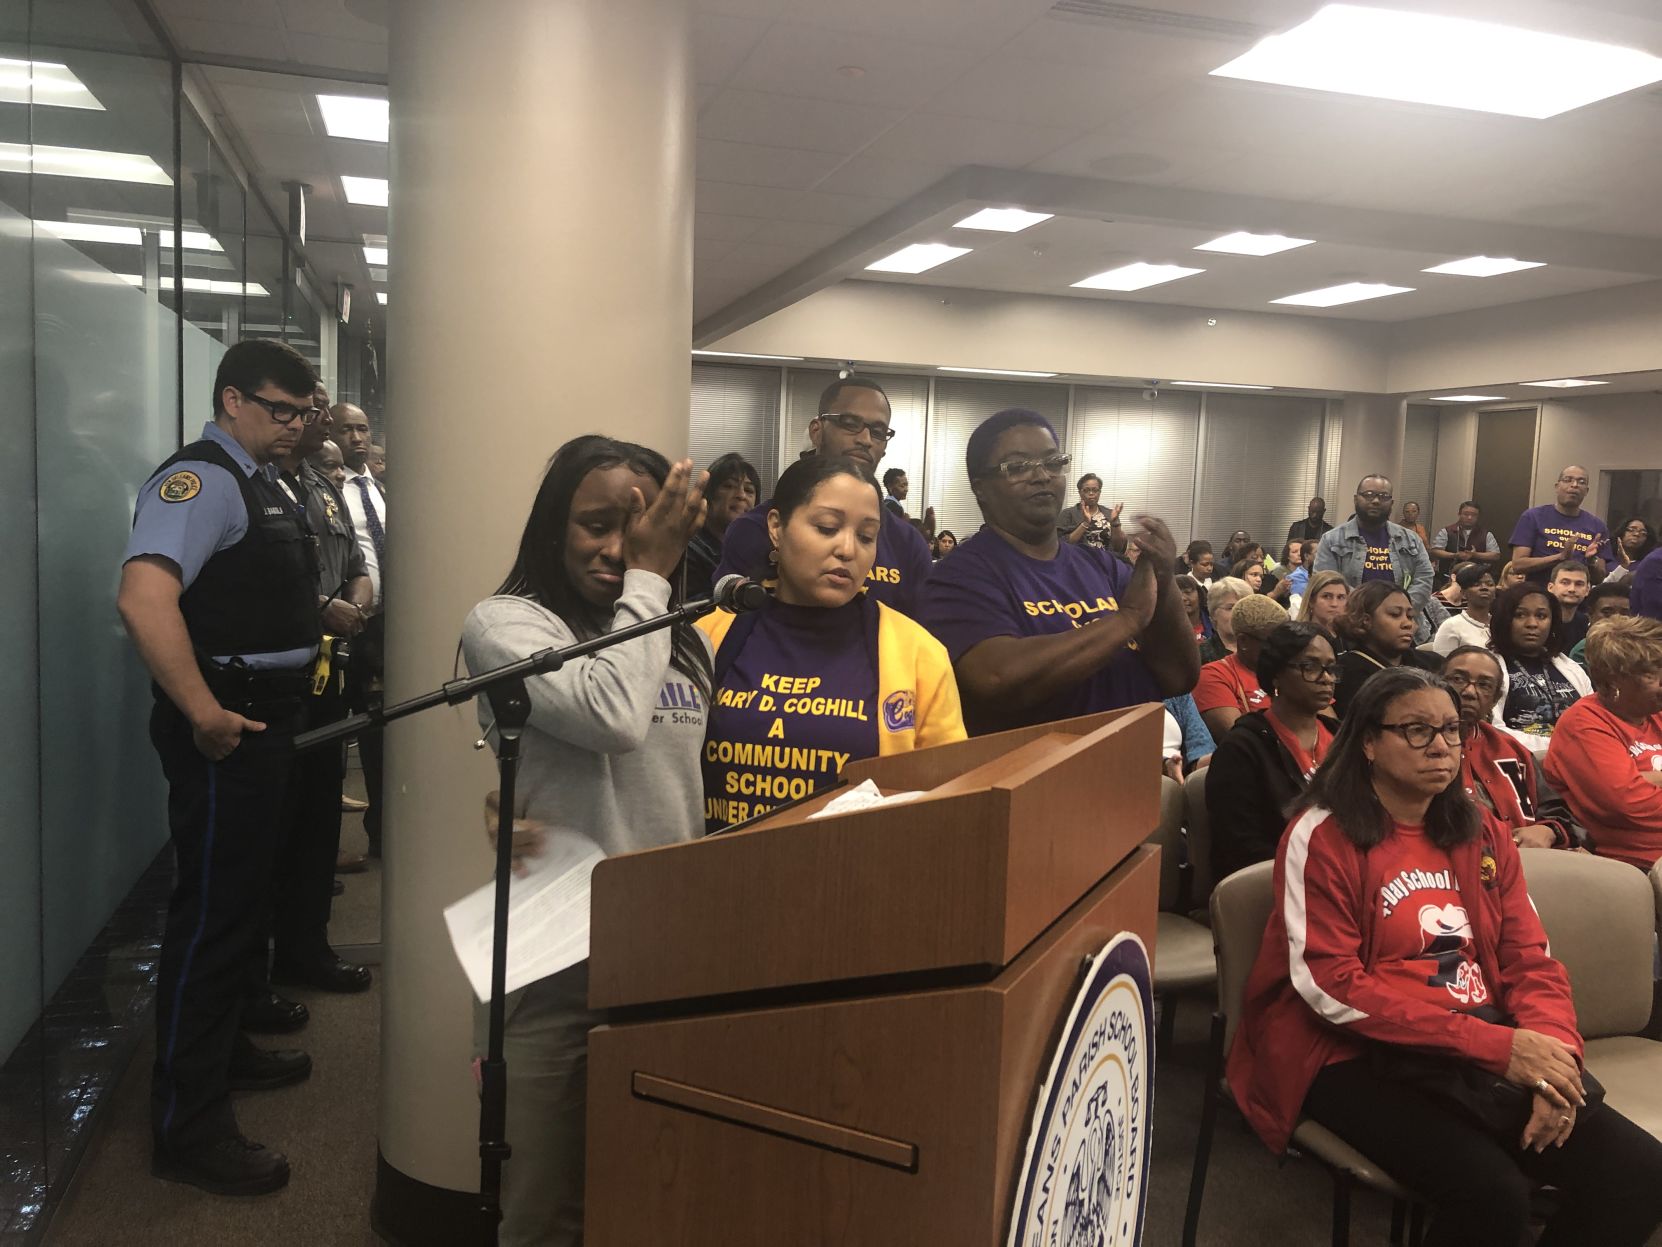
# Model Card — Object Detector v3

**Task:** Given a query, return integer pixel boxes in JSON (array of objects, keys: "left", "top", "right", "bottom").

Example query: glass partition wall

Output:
[{"left": 0, "top": 5, "right": 354, "bottom": 1235}]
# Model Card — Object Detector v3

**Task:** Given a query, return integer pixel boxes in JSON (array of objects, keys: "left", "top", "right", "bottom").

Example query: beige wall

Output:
[
  {"left": 709, "top": 280, "right": 1394, "bottom": 394},
  {"left": 1430, "top": 406, "right": 1480, "bottom": 528},
  {"left": 1535, "top": 392, "right": 1662, "bottom": 522}
]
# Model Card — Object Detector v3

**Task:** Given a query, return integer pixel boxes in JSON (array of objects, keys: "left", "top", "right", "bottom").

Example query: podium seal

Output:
[{"left": 1006, "top": 931, "right": 1153, "bottom": 1247}]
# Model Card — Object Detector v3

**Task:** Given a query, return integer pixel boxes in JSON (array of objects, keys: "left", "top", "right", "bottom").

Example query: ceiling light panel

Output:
[
  {"left": 317, "top": 94, "right": 389, "bottom": 142},
  {"left": 1194, "top": 231, "right": 1313, "bottom": 256},
  {"left": 340, "top": 175, "right": 389, "bottom": 207},
  {"left": 1422, "top": 256, "right": 1545, "bottom": 277},
  {"left": 1520, "top": 378, "right": 1607, "bottom": 388},
  {"left": 1170, "top": 381, "right": 1273, "bottom": 389},
  {"left": 937, "top": 367, "right": 1057, "bottom": 378},
  {"left": 953, "top": 208, "right": 1053, "bottom": 233},
  {"left": 37, "top": 221, "right": 223, "bottom": 251},
  {"left": 691, "top": 350, "right": 804, "bottom": 361},
  {"left": 865, "top": 243, "right": 972, "bottom": 274},
  {"left": 1071, "top": 262, "right": 1205, "bottom": 292},
  {"left": 376, "top": 292, "right": 388, "bottom": 305},
  {"left": 1211, "top": 4, "right": 1662, "bottom": 120},
  {"left": 0, "top": 142, "right": 171, "bottom": 185},
  {"left": 0, "top": 58, "right": 104, "bottom": 110},
  {"left": 362, "top": 245, "right": 388, "bottom": 266},
  {"left": 1427, "top": 394, "right": 1509, "bottom": 402},
  {"left": 1271, "top": 281, "right": 1413, "bottom": 307}
]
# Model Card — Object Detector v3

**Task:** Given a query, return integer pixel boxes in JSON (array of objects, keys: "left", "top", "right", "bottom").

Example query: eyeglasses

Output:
[
  {"left": 1557, "top": 476, "right": 1589, "bottom": 487},
  {"left": 819, "top": 412, "right": 896, "bottom": 442},
  {"left": 983, "top": 453, "right": 1072, "bottom": 482},
  {"left": 1289, "top": 660, "right": 1338, "bottom": 682},
  {"left": 1356, "top": 489, "right": 1393, "bottom": 503},
  {"left": 1443, "top": 671, "right": 1500, "bottom": 696},
  {"left": 239, "top": 389, "right": 322, "bottom": 426},
  {"left": 1378, "top": 720, "right": 1463, "bottom": 750}
]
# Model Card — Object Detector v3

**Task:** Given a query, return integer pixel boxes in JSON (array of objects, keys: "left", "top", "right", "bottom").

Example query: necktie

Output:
[{"left": 354, "top": 475, "right": 387, "bottom": 572}]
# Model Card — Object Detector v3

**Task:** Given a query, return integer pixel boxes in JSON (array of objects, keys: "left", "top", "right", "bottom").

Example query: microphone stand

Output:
[{"left": 292, "top": 592, "right": 724, "bottom": 1228}]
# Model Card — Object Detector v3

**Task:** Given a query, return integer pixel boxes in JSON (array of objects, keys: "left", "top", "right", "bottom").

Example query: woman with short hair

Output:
[
  {"left": 1332, "top": 580, "right": 1440, "bottom": 718},
  {"left": 1181, "top": 539, "right": 1216, "bottom": 583},
  {"left": 1488, "top": 581, "right": 1591, "bottom": 753},
  {"left": 1230, "top": 666, "right": 1662, "bottom": 1247},
  {"left": 1199, "top": 575, "right": 1252, "bottom": 663},
  {"left": 1205, "top": 622, "right": 1339, "bottom": 879},
  {"left": 1058, "top": 471, "right": 1121, "bottom": 551},
  {"left": 1543, "top": 615, "right": 1662, "bottom": 871},
  {"left": 1430, "top": 562, "right": 1496, "bottom": 655},
  {"left": 682, "top": 452, "right": 759, "bottom": 600}
]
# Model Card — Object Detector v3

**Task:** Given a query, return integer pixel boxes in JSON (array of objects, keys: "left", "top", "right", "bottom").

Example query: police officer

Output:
[
  {"left": 259, "top": 382, "right": 374, "bottom": 1001},
  {"left": 118, "top": 338, "right": 322, "bottom": 1196}
]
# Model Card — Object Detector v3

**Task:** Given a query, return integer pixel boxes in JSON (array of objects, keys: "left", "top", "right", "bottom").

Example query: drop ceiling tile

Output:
[
  {"left": 728, "top": 20, "right": 981, "bottom": 110},
  {"left": 278, "top": 0, "right": 387, "bottom": 40},
  {"left": 811, "top": 151, "right": 954, "bottom": 200},
  {"left": 773, "top": 187, "right": 894, "bottom": 227},
  {"left": 856, "top": 111, "right": 1077, "bottom": 169},
  {"left": 284, "top": 32, "right": 388, "bottom": 74},
  {"left": 695, "top": 212, "right": 764, "bottom": 242},
  {"left": 696, "top": 138, "right": 847, "bottom": 190},
  {"left": 163, "top": 16, "right": 289, "bottom": 59},
  {"left": 999, "top": 12, "right": 1252, "bottom": 72},
  {"left": 922, "top": 53, "right": 1172, "bottom": 129},
  {"left": 156, "top": 0, "right": 283, "bottom": 27},
  {"left": 775, "top": 0, "right": 1052, "bottom": 53},
  {"left": 696, "top": 179, "right": 804, "bottom": 219},
  {"left": 210, "top": 81, "right": 321, "bottom": 138},
  {"left": 695, "top": 236, "right": 745, "bottom": 265},
  {"left": 693, "top": 13, "right": 774, "bottom": 85},
  {"left": 746, "top": 218, "right": 849, "bottom": 249},
  {"left": 699, "top": 88, "right": 902, "bottom": 154}
]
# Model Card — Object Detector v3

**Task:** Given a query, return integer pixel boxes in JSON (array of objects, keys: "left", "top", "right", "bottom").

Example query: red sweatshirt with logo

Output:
[{"left": 1543, "top": 696, "right": 1662, "bottom": 871}]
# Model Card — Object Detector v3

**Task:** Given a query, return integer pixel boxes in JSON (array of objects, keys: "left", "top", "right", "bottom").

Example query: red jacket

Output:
[
  {"left": 1462, "top": 721, "right": 1573, "bottom": 848},
  {"left": 1226, "top": 805, "right": 1582, "bottom": 1154},
  {"left": 1543, "top": 696, "right": 1662, "bottom": 871}
]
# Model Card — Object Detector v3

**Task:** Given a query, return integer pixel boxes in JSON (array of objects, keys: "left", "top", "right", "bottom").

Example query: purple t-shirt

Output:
[
  {"left": 702, "top": 599, "right": 879, "bottom": 831},
  {"left": 1358, "top": 525, "right": 1395, "bottom": 583},
  {"left": 1508, "top": 504, "right": 1609, "bottom": 579},
  {"left": 921, "top": 528, "right": 1163, "bottom": 736},
  {"left": 715, "top": 495, "right": 933, "bottom": 618},
  {"left": 1632, "top": 547, "right": 1662, "bottom": 622}
]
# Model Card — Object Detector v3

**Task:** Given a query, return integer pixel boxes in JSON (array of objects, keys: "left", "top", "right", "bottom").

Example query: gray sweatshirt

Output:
[{"left": 460, "top": 570, "right": 708, "bottom": 858}]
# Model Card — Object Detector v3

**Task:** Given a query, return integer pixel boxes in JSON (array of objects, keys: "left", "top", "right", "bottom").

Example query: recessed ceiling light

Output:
[
  {"left": 1271, "top": 281, "right": 1414, "bottom": 307},
  {"left": 690, "top": 350, "right": 805, "bottom": 361},
  {"left": 1211, "top": 4, "right": 1662, "bottom": 120},
  {"left": 0, "top": 58, "right": 104, "bottom": 110},
  {"left": 35, "top": 221, "right": 225, "bottom": 252},
  {"left": 1422, "top": 256, "right": 1545, "bottom": 277},
  {"left": 0, "top": 142, "right": 171, "bottom": 185},
  {"left": 1194, "top": 231, "right": 1313, "bottom": 256},
  {"left": 1520, "top": 378, "right": 1608, "bottom": 387},
  {"left": 954, "top": 208, "right": 1053, "bottom": 233},
  {"left": 937, "top": 366, "right": 1057, "bottom": 378},
  {"left": 340, "top": 175, "right": 389, "bottom": 207},
  {"left": 317, "top": 94, "right": 389, "bottom": 142},
  {"left": 1428, "top": 394, "right": 1509, "bottom": 402},
  {"left": 1071, "top": 262, "right": 1205, "bottom": 292},
  {"left": 362, "top": 245, "right": 388, "bottom": 266},
  {"left": 865, "top": 243, "right": 972, "bottom": 274},
  {"left": 376, "top": 292, "right": 388, "bottom": 306},
  {"left": 1169, "top": 380, "right": 1274, "bottom": 389}
]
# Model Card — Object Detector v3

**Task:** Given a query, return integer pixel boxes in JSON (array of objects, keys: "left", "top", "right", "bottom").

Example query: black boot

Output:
[{"left": 153, "top": 1135, "right": 290, "bottom": 1196}]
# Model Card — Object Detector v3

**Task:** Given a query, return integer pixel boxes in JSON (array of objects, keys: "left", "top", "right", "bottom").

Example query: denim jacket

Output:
[{"left": 1313, "top": 518, "right": 1434, "bottom": 615}]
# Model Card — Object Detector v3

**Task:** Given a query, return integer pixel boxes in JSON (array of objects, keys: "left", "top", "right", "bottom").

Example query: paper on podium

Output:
[
  {"left": 807, "top": 777, "right": 925, "bottom": 820},
  {"left": 443, "top": 832, "right": 606, "bottom": 1002}
]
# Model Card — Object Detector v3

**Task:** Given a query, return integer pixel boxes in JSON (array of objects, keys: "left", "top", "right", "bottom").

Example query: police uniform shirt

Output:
[
  {"left": 125, "top": 421, "right": 317, "bottom": 671},
  {"left": 281, "top": 463, "right": 367, "bottom": 597}
]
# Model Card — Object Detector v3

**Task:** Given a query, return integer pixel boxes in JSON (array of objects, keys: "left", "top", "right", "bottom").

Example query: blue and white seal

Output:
[{"left": 1005, "top": 931, "right": 1154, "bottom": 1247}]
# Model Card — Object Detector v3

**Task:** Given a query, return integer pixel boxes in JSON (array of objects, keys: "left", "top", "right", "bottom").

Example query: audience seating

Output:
[
  {"left": 1148, "top": 774, "right": 1215, "bottom": 1048},
  {"left": 1182, "top": 861, "right": 1425, "bottom": 1247},
  {"left": 1181, "top": 767, "right": 1216, "bottom": 923},
  {"left": 1521, "top": 849, "right": 1662, "bottom": 1140}
]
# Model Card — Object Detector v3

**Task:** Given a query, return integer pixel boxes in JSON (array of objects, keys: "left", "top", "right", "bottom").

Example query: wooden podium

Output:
[{"left": 584, "top": 704, "right": 1164, "bottom": 1246}]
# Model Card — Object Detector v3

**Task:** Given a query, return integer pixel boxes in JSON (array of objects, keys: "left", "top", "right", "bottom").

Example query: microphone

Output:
[{"left": 712, "top": 574, "right": 769, "bottom": 613}]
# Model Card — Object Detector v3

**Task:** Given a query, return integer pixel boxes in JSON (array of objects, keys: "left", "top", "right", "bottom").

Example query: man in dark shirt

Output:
[{"left": 1286, "top": 497, "right": 1333, "bottom": 545}]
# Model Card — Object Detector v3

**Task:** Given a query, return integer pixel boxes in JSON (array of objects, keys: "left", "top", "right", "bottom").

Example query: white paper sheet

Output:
[
  {"left": 443, "top": 832, "right": 606, "bottom": 1002},
  {"left": 806, "top": 777, "right": 926, "bottom": 820}
]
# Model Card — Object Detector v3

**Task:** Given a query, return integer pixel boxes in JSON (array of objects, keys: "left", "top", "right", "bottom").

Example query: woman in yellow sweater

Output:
[{"left": 698, "top": 455, "right": 964, "bottom": 829}]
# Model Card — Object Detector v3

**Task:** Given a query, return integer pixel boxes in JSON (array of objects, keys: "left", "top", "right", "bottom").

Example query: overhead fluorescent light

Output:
[
  {"left": 1271, "top": 281, "right": 1413, "bottom": 307},
  {"left": 1211, "top": 4, "right": 1662, "bottom": 120},
  {"left": 1428, "top": 394, "right": 1509, "bottom": 402},
  {"left": 0, "top": 142, "right": 171, "bottom": 185},
  {"left": 1520, "top": 378, "right": 1607, "bottom": 388},
  {"left": 38, "top": 220, "right": 223, "bottom": 251},
  {"left": 1169, "top": 380, "right": 1273, "bottom": 389},
  {"left": 362, "top": 232, "right": 387, "bottom": 247},
  {"left": 0, "top": 58, "right": 105, "bottom": 111},
  {"left": 317, "top": 94, "right": 389, "bottom": 143},
  {"left": 865, "top": 243, "right": 971, "bottom": 274},
  {"left": 690, "top": 350, "right": 804, "bottom": 361},
  {"left": 340, "top": 175, "right": 389, "bottom": 207},
  {"left": 180, "top": 277, "right": 271, "bottom": 296},
  {"left": 1072, "top": 262, "right": 1205, "bottom": 292},
  {"left": 937, "top": 366, "right": 1057, "bottom": 378},
  {"left": 376, "top": 292, "right": 388, "bottom": 306},
  {"left": 953, "top": 208, "right": 1053, "bottom": 233},
  {"left": 1194, "top": 231, "right": 1313, "bottom": 256},
  {"left": 1423, "top": 256, "right": 1544, "bottom": 277},
  {"left": 362, "top": 245, "right": 388, "bottom": 266}
]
